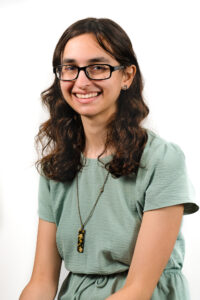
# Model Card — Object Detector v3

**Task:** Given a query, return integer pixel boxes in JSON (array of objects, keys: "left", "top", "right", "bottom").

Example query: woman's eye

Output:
[
  {"left": 93, "top": 65, "right": 105, "bottom": 70},
  {"left": 90, "top": 65, "right": 108, "bottom": 72},
  {"left": 63, "top": 66, "right": 76, "bottom": 71}
]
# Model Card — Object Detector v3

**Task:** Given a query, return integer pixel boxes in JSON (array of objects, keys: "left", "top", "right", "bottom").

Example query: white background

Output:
[{"left": 0, "top": 0, "right": 199, "bottom": 299}]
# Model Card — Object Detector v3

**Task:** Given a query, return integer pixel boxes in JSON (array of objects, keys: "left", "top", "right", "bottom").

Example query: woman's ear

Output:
[{"left": 121, "top": 65, "right": 136, "bottom": 89}]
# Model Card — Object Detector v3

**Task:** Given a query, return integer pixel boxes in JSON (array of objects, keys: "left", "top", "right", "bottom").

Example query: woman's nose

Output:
[{"left": 75, "top": 69, "right": 91, "bottom": 86}]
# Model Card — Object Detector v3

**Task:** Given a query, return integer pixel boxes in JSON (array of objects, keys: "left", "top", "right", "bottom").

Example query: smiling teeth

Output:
[{"left": 76, "top": 93, "right": 99, "bottom": 99}]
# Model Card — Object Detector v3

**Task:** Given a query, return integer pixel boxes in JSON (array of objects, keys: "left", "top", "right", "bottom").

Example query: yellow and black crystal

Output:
[{"left": 77, "top": 228, "right": 85, "bottom": 253}]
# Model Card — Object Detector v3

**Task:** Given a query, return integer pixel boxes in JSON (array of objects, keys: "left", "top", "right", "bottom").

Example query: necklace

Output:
[{"left": 76, "top": 169, "right": 109, "bottom": 253}]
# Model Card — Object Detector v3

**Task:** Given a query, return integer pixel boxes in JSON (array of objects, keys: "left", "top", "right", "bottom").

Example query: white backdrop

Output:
[{"left": 0, "top": 0, "right": 199, "bottom": 299}]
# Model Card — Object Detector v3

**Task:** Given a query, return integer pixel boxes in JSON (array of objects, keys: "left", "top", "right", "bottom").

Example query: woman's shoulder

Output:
[
  {"left": 39, "top": 170, "right": 72, "bottom": 192},
  {"left": 145, "top": 129, "right": 183, "bottom": 153},
  {"left": 138, "top": 129, "right": 199, "bottom": 215},
  {"left": 143, "top": 129, "right": 184, "bottom": 159},
  {"left": 142, "top": 129, "right": 185, "bottom": 167}
]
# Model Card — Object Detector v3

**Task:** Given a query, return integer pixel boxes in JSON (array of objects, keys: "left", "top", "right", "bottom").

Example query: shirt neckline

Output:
[{"left": 81, "top": 153, "right": 113, "bottom": 165}]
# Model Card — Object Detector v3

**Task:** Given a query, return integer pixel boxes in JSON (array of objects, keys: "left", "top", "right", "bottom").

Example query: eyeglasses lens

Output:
[{"left": 57, "top": 64, "right": 111, "bottom": 80}]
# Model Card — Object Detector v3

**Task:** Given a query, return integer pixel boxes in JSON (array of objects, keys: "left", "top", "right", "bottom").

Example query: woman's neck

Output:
[{"left": 81, "top": 115, "right": 113, "bottom": 159}]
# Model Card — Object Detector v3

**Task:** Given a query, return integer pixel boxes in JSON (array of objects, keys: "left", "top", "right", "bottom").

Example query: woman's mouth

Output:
[
  {"left": 75, "top": 92, "right": 100, "bottom": 99},
  {"left": 73, "top": 92, "right": 102, "bottom": 103}
]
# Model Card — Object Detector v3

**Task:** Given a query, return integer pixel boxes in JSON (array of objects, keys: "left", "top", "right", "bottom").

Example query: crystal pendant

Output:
[{"left": 77, "top": 228, "right": 85, "bottom": 253}]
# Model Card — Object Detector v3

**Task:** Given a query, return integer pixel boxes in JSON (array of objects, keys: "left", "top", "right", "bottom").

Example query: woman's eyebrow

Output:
[
  {"left": 87, "top": 57, "right": 110, "bottom": 63},
  {"left": 62, "top": 57, "right": 110, "bottom": 64}
]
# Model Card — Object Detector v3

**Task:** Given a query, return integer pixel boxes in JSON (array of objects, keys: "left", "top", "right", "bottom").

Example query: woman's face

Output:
[{"left": 59, "top": 33, "right": 130, "bottom": 121}]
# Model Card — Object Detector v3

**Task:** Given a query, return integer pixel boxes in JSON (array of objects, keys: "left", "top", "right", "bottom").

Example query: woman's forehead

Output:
[{"left": 61, "top": 33, "right": 116, "bottom": 64}]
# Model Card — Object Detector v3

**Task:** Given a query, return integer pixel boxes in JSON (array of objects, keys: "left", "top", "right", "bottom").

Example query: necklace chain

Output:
[
  {"left": 76, "top": 169, "right": 109, "bottom": 253},
  {"left": 76, "top": 170, "right": 109, "bottom": 228}
]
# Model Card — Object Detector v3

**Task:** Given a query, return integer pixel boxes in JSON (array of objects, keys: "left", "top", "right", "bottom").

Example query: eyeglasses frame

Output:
[{"left": 53, "top": 64, "right": 125, "bottom": 81}]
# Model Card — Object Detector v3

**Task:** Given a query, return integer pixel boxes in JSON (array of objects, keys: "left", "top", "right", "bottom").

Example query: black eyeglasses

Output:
[{"left": 53, "top": 64, "right": 125, "bottom": 81}]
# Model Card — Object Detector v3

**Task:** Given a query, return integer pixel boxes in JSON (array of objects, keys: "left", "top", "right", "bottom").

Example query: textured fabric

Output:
[{"left": 38, "top": 130, "right": 199, "bottom": 299}]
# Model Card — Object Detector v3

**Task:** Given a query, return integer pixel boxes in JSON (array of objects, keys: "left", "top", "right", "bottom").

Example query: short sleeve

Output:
[
  {"left": 144, "top": 142, "right": 199, "bottom": 215},
  {"left": 37, "top": 174, "right": 55, "bottom": 223}
]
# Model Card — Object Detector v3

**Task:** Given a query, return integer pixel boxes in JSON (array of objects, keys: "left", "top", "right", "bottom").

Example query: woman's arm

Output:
[
  {"left": 19, "top": 219, "right": 62, "bottom": 300},
  {"left": 105, "top": 204, "right": 184, "bottom": 300}
]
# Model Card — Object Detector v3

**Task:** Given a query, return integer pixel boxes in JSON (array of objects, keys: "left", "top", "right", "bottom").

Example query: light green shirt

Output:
[{"left": 38, "top": 130, "right": 199, "bottom": 300}]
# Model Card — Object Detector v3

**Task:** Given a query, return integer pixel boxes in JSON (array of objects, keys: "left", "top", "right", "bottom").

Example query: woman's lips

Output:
[
  {"left": 73, "top": 92, "right": 102, "bottom": 103},
  {"left": 75, "top": 92, "right": 99, "bottom": 99}
]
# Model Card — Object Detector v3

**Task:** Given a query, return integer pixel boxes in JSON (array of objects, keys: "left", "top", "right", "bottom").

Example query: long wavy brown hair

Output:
[{"left": 35, "top": 17, "right": 149, "bottom": 182}]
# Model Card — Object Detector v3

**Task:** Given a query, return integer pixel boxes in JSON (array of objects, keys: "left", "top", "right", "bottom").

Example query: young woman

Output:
[{"left": 19, "top": 17, "right": 199, "bottom": 300}]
